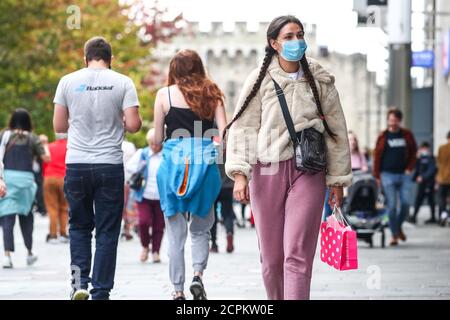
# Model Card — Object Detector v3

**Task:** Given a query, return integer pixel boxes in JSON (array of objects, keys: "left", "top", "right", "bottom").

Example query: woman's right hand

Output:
[
  {"left": 233, "top": 174, "right": 250, "bottom": 204},
  {"left": 0, "top": 179, "right": 6, "bottom": 198}
]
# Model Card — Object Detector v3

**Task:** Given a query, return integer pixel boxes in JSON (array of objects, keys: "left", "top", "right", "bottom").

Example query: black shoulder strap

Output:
[{"left": 272, "top": 79, "right": 299, "bottom": 145}]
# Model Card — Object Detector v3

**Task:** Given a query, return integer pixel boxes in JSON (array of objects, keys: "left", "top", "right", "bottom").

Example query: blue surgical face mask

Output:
[{"left": 279, "top": 39, "right": 308, "bottom": 62}]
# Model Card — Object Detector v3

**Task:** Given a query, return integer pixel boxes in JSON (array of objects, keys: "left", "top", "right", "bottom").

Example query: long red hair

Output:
[{"left": 168, "top": 49, "right": 224, "bottom": 120}]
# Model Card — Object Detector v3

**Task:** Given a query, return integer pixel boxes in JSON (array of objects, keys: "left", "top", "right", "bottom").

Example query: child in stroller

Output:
[{"left": 342, "top": 170, "right": 388, "bottom": 248}]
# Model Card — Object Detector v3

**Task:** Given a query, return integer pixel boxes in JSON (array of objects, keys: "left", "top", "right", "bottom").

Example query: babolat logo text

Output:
[
  {"left": 75, "top": 84, "right": 114, "bottom": 92},
  {"left": 87, "top": 85, "right": 114, "bottom": 91}
]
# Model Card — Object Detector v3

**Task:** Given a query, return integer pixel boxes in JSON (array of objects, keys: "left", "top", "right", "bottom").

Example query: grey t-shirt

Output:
[{"left": 53, "top": 68, "right": 139, "bottom": 164}]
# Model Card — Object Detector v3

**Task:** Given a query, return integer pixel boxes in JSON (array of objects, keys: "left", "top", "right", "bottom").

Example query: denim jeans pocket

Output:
[
  {"left": 64, "top": 176, "right": 85, "bottom": 201},
  {"left": 100, "top": 173, "right": 124, "bottom": 202}
]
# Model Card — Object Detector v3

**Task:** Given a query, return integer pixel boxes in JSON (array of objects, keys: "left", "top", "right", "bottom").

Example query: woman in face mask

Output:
[{"left": 224, "top": 16, "right": 352, "bottom": 300}]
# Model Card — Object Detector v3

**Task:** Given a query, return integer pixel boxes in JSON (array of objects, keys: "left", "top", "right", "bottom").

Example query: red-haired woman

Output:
[
  {"left": 154, "top": 49, "right": 227, "bottom": 300},
  {"left": 225, "top": 16, "right": 352, "bottom": 300}
]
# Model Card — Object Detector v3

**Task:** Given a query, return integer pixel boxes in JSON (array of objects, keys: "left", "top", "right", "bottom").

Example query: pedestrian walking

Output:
[
  {"left": 437, "top": 131, "right": 450, "bottom": 226},
  {"left": 43, "top": 133, "right": 69, "bottom": 244},
  {"left": 53, "top": 36, "right": 142, "bottom": 300},
  {"left": 128, "top": 129, "right": 165, "bottom": 263},
  {"left": 349, "top": 131, "right": 369, "bottom": 172},
  {"left": 210, "top": 158, "right": 235, "bottom": 254},
  {"left": 224, "top": 15, "right": 352, "bottom": 300},
  {"left": 408, "top": 142, "right": 437, "bottom": 224},
  {"left": 373, "top": 108, "right": 417, "bottom": 246},
  {"left": 153, "top": 49, "right": 227, "bottom": 300},
  {"left": 0, "top": 109, "right": 50, "bottom": 269}
]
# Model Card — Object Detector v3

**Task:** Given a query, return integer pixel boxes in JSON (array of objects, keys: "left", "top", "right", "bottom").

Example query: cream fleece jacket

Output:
[{"left": 225, "top": 56, "right": 353, "bottom": 187}]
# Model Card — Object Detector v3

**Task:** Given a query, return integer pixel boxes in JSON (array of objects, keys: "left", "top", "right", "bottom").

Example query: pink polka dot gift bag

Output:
[{"left": 320, "top": 206, "right": 358, "bottom": 271}]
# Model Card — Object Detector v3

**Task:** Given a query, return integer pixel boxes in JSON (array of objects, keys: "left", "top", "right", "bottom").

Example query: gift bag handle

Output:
[{"left": 332, "top": 204, "right": 352, "bottom": 229}]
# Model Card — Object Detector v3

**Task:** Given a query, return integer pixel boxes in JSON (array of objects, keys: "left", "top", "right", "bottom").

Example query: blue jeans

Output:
[
  {"left": 322, "top": 188, "right": 332, "bottom": 221},
  {"left": 64, "top": 164, "right": 124, "bottom": 300},
  {"left": 380, "top": 172, "right": 412, "bottom": 237}
]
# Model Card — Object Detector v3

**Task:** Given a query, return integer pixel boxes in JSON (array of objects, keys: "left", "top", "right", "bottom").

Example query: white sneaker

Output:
[
  {"left": 26, "top": 254, "right": 38, "bottom": 266},
  {"left": 58, "top": 235, "right": 69, "bottom": 244},
  {"left": 2, "top": 256, "right": 13, "bottom": 269},
  {"left": 48, "top": 238, "right": 59, "bottom": 245}
]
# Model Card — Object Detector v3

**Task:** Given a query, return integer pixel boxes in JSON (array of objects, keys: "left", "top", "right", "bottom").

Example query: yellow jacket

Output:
[{"left": 437, "top": 142, "right": 450, "bottom": 184}]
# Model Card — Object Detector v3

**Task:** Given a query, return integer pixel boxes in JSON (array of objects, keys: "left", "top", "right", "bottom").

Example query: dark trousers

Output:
[
  {"left": 136, "top": 199, "right": 165, "bottom": 253},
  {"left": 413, "top": 183, "right": 436, "bottom": 220},
  {"left": 0, "top": 213, "right": 34, "bottom": 252},
  {"left": 65, "top": 164, "right": 124, "bottom": 300},
  {"left": 211, "top": 188, "right": 234, "bottom": 244},
  {"left": 438, "top": 184, "right": 450, "bottom": 216}
]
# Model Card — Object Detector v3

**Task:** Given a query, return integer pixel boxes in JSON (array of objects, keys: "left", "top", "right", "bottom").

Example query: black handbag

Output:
[
  {"left": 273, "top": 79, "right": 327, "bottom": 174},
  {"left": 128, "top": 168, "right": 145, "bottom": 191}
]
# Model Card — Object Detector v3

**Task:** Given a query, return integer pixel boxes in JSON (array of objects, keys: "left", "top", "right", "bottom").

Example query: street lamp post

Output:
[{"left": 387, "top": 0, "right": 413, "bottom": 128}]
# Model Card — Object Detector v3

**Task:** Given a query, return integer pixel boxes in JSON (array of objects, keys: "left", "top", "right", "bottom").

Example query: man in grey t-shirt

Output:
[{"left": 53, "top": 37, "right": 141, "bottom": 300}]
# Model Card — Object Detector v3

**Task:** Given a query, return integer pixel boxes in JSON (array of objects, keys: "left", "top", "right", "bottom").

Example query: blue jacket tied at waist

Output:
[
  {"left": 156, "top": 138, "right": 221, "bottom": 218},
  {"left": 0, "top": 170, "right": 37, "bottom": 218}
]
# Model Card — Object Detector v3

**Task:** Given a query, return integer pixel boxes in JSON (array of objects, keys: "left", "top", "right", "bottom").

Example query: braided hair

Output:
[
  {"left": 223, "top": 15, "right": 336, "bottom": 141},
  {"left": 300, "top": 56, "right": 336, "bottom": 138}
]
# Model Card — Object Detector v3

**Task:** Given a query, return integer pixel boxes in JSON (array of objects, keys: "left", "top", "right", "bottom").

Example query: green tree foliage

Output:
[{"left": 0, "top": 0, "right": 182, "bottom": 147}]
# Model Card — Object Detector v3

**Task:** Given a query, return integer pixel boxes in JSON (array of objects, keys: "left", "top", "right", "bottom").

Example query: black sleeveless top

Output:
[{"left": 165, "top": 87, "right": 215, "bottom": 140}]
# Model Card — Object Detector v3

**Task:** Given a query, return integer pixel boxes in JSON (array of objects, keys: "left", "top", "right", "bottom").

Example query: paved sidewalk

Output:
[{"left": 0, "top": 207, "right": 449, "bottom": 300}]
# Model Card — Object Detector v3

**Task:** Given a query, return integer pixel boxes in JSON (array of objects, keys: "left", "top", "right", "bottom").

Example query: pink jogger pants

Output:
[{"left": 249, "top": 157, "right": 326, "bottom": 300}]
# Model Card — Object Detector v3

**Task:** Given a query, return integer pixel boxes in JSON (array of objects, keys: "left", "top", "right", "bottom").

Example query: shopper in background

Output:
[
  {"left": 43, "top": 133, "right": 69, "bottom": 243},
  {"left": 373, "top": 108, "right": 417, "bottom": 246},
  {"left": 0, "top": 108, "right": 50, "bottom": 269}
]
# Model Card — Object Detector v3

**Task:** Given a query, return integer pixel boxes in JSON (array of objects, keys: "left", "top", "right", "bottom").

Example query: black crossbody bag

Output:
[
  {"left": 128, "top": 169, "right": 145, "bottom": 191},
  {"left": 273, "top": 79, "right": 327, "bottom": 174}
]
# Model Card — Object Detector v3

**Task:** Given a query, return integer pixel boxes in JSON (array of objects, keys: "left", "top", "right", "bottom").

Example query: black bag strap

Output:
[{"left": 272, "top": 79, "right": 299, "bottom": 145}]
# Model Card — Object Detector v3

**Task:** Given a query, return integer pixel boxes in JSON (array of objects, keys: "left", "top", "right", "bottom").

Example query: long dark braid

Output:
[
  {"left": 300, "top": 56, "right": 337, "bottom": 138},
  {"left": 222, "top": 46, "right": 275, "bottom": 141},
  {"left": 222, "top": 15, "right": 337, "bottom": 142}
]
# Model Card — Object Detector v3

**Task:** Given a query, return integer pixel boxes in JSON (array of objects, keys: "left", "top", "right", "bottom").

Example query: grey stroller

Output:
[{"left": 342, "top": 171, "right": 388, "bottom": 248}]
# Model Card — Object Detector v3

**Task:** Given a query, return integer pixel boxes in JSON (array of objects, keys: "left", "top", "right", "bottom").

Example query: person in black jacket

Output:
[{"left": 408, "top": 142, "right": 437, "bottom": 224}]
